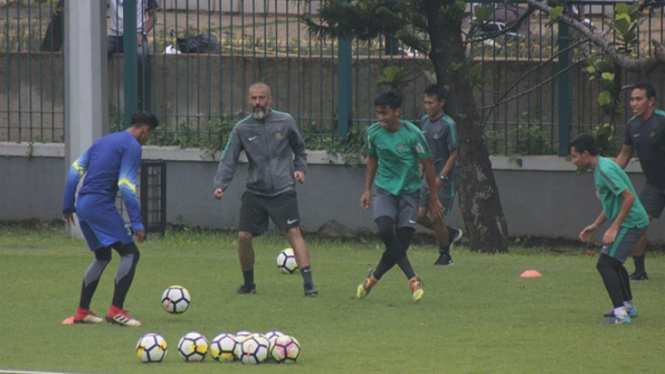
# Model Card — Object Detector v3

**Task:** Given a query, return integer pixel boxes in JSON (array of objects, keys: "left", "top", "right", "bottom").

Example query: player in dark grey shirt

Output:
[
  {"left": 416, "top": 85, "right": 463, "bottom": 265},
  {"left": 213, "top": 83, "right": 317, "bottom": 296},
  {"left": 614, "top": 82, "right": 665, "bottom": 280}
]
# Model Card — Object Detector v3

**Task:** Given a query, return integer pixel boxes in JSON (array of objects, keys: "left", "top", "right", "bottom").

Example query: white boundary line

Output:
[{"left": 0, "top": 370, "right": 108, "bottom": 374}]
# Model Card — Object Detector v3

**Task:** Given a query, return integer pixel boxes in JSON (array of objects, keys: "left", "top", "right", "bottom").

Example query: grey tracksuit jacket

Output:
[{"left": 213, "top": 110, "right": 307, "bottom": 197}]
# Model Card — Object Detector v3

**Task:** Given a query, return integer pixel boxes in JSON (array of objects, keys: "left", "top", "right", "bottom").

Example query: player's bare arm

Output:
[
  {"left": 614, "top": 145, "right": 634, "bottom": 169},
  {"left": 361, "top": 156, "right": 378, "bottom": 210}
]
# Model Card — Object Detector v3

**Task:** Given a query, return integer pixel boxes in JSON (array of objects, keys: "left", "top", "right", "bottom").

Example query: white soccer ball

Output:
[
  {"left": 270, "top": 335, "right": 301, "bottom": 364},
  {"left": 209, "top": 333, "right": 237, "bottom": 362},
  {"left": 177, "top": 332, "right": 208, "bottom": 362},
  {"left": 276, "top": 248, "right": 299, "bottom": 274},
  {"left": 161, "top": 285, "right": 191, "bottom": 314},
  {"left": 233, "top": 331, "right": 253, "bottom": 358},
  {"left": 238, "top": 334, "right": 270, "bottom": 364},
  {"left": 136, "top": 333, "right": 167, "bottom": 363}
]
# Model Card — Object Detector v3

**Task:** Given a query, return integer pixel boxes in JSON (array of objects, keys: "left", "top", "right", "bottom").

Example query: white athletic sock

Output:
[
  {"left": 624, "top": 300, "right": 634, "bottom": 310},
  {"left": 614, "top": 306, "right": 628, "bottom": 319}
]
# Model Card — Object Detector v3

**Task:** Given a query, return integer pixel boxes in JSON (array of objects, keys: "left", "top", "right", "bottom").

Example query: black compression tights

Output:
[
  {"left": 78, "top": 242, "right": 140, "bottom": 310},
  {"left": 596, "top": 253, "right": 632, "bottom": 308},
  {"left": 374, "top": 217, "right": 416, "bottom": 279}
]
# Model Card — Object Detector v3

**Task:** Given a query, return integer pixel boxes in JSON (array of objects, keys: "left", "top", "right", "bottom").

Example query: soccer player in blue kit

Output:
[{"left": 62, "top": 112, "right": 159, "bottom": 327}]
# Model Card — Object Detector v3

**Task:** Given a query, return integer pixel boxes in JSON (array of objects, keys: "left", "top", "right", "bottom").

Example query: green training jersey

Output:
[
  {"left": 594, "top": 157, "right": 649, "bottom": 229},
  {"left": 365, "top": 120, "right": 431, "bottom": 195}
]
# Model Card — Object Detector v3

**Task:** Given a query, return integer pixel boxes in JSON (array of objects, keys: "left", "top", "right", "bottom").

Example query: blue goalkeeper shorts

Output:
[{"left": 76, "top": 193, "right": 134, "bottom": 251}]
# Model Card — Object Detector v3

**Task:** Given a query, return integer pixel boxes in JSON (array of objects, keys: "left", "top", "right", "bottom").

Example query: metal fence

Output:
[{"left": 1, "top": 0, "right": 665, "bottom": 155}]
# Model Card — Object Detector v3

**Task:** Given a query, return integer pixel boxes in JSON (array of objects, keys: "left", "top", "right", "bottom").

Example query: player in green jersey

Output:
[{"left": 356, "top": 91, "right": 444, "bottom": 302}]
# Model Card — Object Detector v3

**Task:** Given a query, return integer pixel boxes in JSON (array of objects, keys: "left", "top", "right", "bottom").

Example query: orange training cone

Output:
[{"left": 520, "top": 270, "right": 542, "bottom": 278}]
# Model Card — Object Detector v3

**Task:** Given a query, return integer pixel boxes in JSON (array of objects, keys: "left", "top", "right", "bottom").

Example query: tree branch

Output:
[{"left": 526, "top": 0, "right": 665, "bottom": 73}]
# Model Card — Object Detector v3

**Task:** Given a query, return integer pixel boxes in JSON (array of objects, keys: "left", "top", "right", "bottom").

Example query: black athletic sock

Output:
[
  {"left": 396, "top": 257, "right": 416, "bottom": 279},
  {"left": 633, "top": 255, "right": 646, "bottom": 274},
  {"left": 111, "top": 243, "right": 140, "bottom": 309},
  {"left": 79, "top": 247, "right": 111, "bottom": 309},
  {"left": 300, "top": 266, "right": 313, "bottom": 286},
  {"left": 243, "top": 269, "right": 254, "bottom": 286},
  {"left": 439, "top": 245, "right": 450, "bottom": 255}
]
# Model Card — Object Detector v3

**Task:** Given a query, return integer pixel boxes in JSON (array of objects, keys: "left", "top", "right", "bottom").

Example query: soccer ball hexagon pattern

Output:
[
  {"left": 276, "top": 248, "right": 299, "bottom": 274},
  {"left": 209, "top": 333, "right": 237, "bottom": 362},
  {"left": 177, "top": 332, "right": 208, "bottom": 362},
  {"left": 161, "top": 285, "right": 191, "bottom": 314},
  {"left": 264, "top": 330, "right": 285, "bottom": 353},
  {"left": 238, "top": 334, "right": 270, "bottom": 364},
  {"left": 136, "top": 333, "right": 167, "bottom": 363},
  {"left": 271, "top": 335, "right": 301, "bottom": 364}
]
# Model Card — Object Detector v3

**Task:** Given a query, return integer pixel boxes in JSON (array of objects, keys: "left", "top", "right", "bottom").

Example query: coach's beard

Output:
[{"left": 253, "top": 105, "right": 267, "bottom": 120}]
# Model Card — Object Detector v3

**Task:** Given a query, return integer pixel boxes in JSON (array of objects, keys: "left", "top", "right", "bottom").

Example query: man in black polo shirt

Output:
[{"left": 615, "top": 82, "right": 665, "bottom": 280}]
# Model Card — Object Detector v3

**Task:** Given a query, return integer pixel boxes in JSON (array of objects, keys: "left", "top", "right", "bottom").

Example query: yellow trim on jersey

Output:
[
  {"left": 118, "top": 178, "right": 136, "bottom": 193},
  {"left": 73, "top": 161, "right": 85, "bottom": 176}
]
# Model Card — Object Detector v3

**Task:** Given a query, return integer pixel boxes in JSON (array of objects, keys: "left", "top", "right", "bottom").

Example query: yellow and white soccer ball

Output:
[
  {"left": 209, "top": 333, "right": 236, "bottom": 362},
  {"left": 177, "top": 331, "right": 208, "bottom": 362},
  {"left": 136, "top": 333, "right": 167, "bottom": 363}
]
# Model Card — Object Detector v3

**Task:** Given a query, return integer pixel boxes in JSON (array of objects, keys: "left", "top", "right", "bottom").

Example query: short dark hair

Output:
[
  {"left": 570, "top": 134, "right": 598, "bottom": 156},
  {"left": 374, "top": 91, "right": 402, "bottom": 110},
  {"left": 424, "top": 84, "right": 447, "bottom": 101},
  {"left": 631, "top": 82, "right": 656, "bottom": 99},
  {"left": 130, "top": 111, "right": 159, "bottom": 130}
]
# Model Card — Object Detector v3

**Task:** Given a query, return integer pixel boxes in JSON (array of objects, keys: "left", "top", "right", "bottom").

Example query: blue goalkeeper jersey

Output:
[{"left": 62, "top": 131, "right": 144, "bottom": 232}]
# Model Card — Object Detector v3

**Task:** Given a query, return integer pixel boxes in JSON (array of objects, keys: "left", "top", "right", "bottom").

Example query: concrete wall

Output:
[{"left": 1, "top": 142, "right": 663, "bottom": 242}]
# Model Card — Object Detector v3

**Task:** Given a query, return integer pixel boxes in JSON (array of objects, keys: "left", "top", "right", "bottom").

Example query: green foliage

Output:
[
  {"left": 439, "top": 0, "right": 469, "bottom": 24},
  {"left": 1, "top": 228, "right": 664, "bottom": 373},
  {"left": 488, "top": 122, "right": 558, "bottom": 157},
  {"left": 377, "top": 66, "right": 409, "bottom": 92},
  {"left": 473, "top": 5, "right": 493, "bottom": 22},
  {"left": 549, "top": 6, "right": 564, "bottom": 21},
  {"left": 468, "top": 61, "right": 488, "bottom": 88},
  {"left": 580, "top": 2, "right": 648, "bottom": 157},
  {"left": 306, "top": 125, "right": 368, "bottom": 168},
  {"left": 609, "top": 2, "right": 643, "bottom": 53},
  {"left": 108, "top": 107, "right": 243, "bottom": 160}
]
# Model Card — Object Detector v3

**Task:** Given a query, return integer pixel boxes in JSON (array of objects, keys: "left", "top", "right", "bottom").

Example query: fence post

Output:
[
  {"left": 123, "top": 0, "right": 138, "bottom": 127},
  {"left": 557, "top": 23, "right": 572, "bottom": 156},
  {"left": 338, "top": 39, "right": 352, "bottom": 138}
]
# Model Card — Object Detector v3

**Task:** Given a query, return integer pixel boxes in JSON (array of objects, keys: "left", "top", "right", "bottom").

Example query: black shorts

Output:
[
  {"left": 639, "top": 182, "right": 665, "bottom": 219},
  {"left": 239, "top": 191, "right": 301, "bottom": 235}
]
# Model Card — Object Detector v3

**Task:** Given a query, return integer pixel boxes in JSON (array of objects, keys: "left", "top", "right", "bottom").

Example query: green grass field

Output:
[{"left": 0, "top": 226, "right": 663, "bottom": 374}]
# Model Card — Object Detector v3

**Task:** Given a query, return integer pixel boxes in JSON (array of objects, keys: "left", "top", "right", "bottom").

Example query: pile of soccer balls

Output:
[
  {"left": 136, "top": 329, "right": 301, "bottom": 364},
  {"left": 137, "top": 260, "right": 302, "bottom": 365}
]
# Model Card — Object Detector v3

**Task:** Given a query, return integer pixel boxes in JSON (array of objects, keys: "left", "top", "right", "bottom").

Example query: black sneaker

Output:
[
  {"left": 235, "top": 284, "right": 257, "bottom": 294},
  {"left": 433, "top": 253, "right": 453, "bottom": 266},
  {"left": 448, "top": 227, "right": 464, "bottom": 251},
  {"left": 304, "top": 284, "right": 318, "bottom": 297},
  {"left": 629, "top": 272, "right": 649, "bottom": 281}
]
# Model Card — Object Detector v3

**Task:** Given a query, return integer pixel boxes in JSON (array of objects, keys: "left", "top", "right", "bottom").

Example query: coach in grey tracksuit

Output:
[{"left": 213, "top": 82, "right": 318, "bottom": 297}]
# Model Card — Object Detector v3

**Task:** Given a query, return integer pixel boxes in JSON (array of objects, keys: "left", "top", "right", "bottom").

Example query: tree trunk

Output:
[
  {"left": 423, "top": 0, "right": 508, "bottom": 253},
  {"left": 40, "top": 0, "right": 65, "bottom": 52}
]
